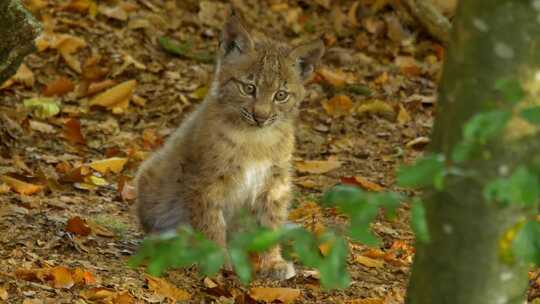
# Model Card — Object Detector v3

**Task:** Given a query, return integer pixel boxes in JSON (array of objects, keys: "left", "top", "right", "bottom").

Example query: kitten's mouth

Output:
[{"left": 240, "top": 107, "right": 277, "bottom": 128}]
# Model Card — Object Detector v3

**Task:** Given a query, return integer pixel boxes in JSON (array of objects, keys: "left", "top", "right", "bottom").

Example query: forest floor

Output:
[{"left": 1, "top": 0, "right": 539, "bottom": 303}]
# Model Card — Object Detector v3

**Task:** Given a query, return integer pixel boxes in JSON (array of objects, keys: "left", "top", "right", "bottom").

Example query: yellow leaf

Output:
[
  {"left": 355, "top": 100, "right": 396, "bottom": 119},
  {"left": 0, "top": 175, "right": 43, "bottom": 195},
  {"left": 248, "top": 287, "right": 301, "bottom": 304},
  {"left": 397, "top": 104, "right": 411, "bottom": 125},
  {"left": 322, "top": 95, "right": 354, "bottom": 117},
  {"left": 85, "top": 175, "right": 109, "bottom": 187},
  {"left": 89, "top": 80, "right": 137, "bottom": 110},
  {"left": 355, "top": 255, "right": 384, "bottom": 268},
  {"left": 146, "top": 275, "right": 191, "bottom": 301},
  {"left": 89, "top": 157, "right": 128, "bottom": 174},
  {"left": 295, "top": 159, "right": 342, "bottom": 174},
  {"left": 0, "top": 285, "right": 7, "bottom": 301},
  {"left": 1, "top": 64, "right": 35, "bottom": 89}
]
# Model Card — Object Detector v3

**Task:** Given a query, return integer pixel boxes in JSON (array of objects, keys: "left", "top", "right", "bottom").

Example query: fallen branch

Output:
[{"left": 0, "top": 0, "right": 42, "bottom": 84}]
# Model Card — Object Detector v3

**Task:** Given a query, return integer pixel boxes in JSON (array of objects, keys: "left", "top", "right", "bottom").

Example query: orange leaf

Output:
[
  {"left": 316, "top": 67, "right": 352, "bottom": 87},
  {"left": 341, "top": 176, "right": 384, "bottom": 192},
  {"left": 80, "top": 287, "right": 117, "bottom": 301},
  {"left": 114, "top": 292, "right": 135, "bottom": 304},
  {"left": 72, "top": 268, "right": 96, "bottom": 285},
  {"left": 322, "top": 95, "right": 354, "bottom": 117},
  {"left": 89, "top": 80, "right": 136, "bottom": 110},
  {"left": 248, "top": 287, "right": 301, "bottom": 304},
  {"left": 295, "top": 159, "right": 341, "bottom": 174},
  {"left": 63, "top": 118, "right": 86, "bottom": 145},
  {"left": 50, "top": 266, "right": 75, "bottom": 289},
  {"left": 65, "top": 216, "right": 92, "bottom": 236},
  {"left": 87, "top": 79, "right": 117, "bottom": 96},
  {"left": 146, "top": 275, "right": 191, "bottom": 301},
  {"left": 355, "top": 255, "right": 384, "bottom": 268},
  {"left": 0, "top": 175, "right": 43, "bottom": 195},
  {"left": 43, "top": 77, "right": 75, "bottom": 96}
]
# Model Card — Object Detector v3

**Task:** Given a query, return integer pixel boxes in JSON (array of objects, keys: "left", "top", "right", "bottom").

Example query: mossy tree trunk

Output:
[
  {"left": 406, "top": 1, "right": 540, "bottom": 304},
  {"left": 0, "top": 0, "right": 41, "bottom": 84}
]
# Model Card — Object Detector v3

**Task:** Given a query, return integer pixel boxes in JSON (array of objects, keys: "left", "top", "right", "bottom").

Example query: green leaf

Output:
[
  {"left": 247, "top": 229, "right": 284, "bottom": 251},
  {"left": 484, "top": 166, "right": 540, "bottom": 206},
  {"left": 512, "top": 220, "right": 540, "bottom": 265},
  {"left": 495, "top": 78, "right": 525, "bottom": 104},
  {"left": 397, "top": 154, "right": 446, "bottom": 188},
  {"left": 229, "top": 248, "right": 252, "bottom": 284},
  {"left": 462, "top": 110, "right": 511, "bottom": 143},
  {"left": 451, "top": 141, "right": 475, "bottom": 163},
  {"left": 289, "top": 229, "right": 321, "bottom": 267},
  {"left": 411, "top": 199, "right": 430, "bottom": 243},
  {"left": 317, "top": 234, "right": 350, "bottom": 289},
  {"left": 23, "top": 97, "right": 60, "bottom": 119},
  {"left": 159, "top": 36, "right": 214, "bottom": 63},
  {"left": 520, "top": 106, "right": 540, "bottom": 125},
  {"left": 345, "top": 84, "right": 372, "bottom": 96}
]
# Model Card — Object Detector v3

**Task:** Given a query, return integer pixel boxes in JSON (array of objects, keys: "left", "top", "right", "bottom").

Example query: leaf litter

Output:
[{"left": 0, "top": 0, "right": 472, "bottom": 303}]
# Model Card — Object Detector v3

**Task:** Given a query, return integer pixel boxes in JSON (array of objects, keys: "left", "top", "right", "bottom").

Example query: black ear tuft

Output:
[
  {"left": 219, "top": 8, "right": 254, "bottom": 59},
  {"left": 289, "top": 39, "right": 325, "bottom": 81}
]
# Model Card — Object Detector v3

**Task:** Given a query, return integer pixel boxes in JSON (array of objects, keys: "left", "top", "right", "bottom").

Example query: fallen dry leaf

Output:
[
  {"left": 65, "top": 216, "right": 92, "bottom": 236},
  {"left": 341, "top": 176, "right": 384, "bottom": 192},
  {"left": 72, "top": 268, "right": 97, "bottom": 285},
  {"left": 0, "top": 175, "right": 44, "bottom": 195},
  {"left": 355, "top": 100, "right": 396, "bottom": 120},
  {"left": 296, "top": 159, "right": 342, "bottom": 174},
  {"left": 29, "top": 120, "right": 56, "bottom": 134},
  {"left": 50, "top": 266, "right": 75, "bottom": 289},
  {"left": 146, "top": 275, "right": 191, "bottom": 301},
  {"left": 406, "top": 136, "right": 430, "bottom": 149},
  {"left": 397, "top": 104, "right": 411, "bottom": 125},
  {"left": 288, "top": 201, "right": 322, "bottom": 221},
  {"left": 89, "top": 80, "right": 137, "bottom": 113},
  {"left": 248, "top": 287, "right": 301, "bottom": 304},
  {"left": 43, "top": 77, "right": 75, "bottom": 96},
  {"left": 316, "top": 67, "right": 354, "bottom": 87},
  {"left": 63, "top": 118, "right": 86, "bottom": 145},
  {"left": 89, "top": 157, "right": 128, "bottom": 174},
  {"left": 346, "top": 298, "right": 385, "bottom": 304},
  {"left": 87, "top": 79, "right": 117, "bottom": 96},
  {"left": 80, "top": 288, "right": 118, "bottom": 302},
  {"left": 114, "top": 292, "right": 135, "bottom": 304},
  {"left": 0, "top": 285, "right": 8, "bottom": 301},
  {"left": 322, "top": 95, "right": 354, "bottom": 117},
  {"left": 356, "top": 255, "right": 384, "bottom": 268},
  {"left": 0, "top": 183, "right": 9, "bottom": 194},
  {"left": 1, "top": 63, "right": 34, "bottom": 89}
]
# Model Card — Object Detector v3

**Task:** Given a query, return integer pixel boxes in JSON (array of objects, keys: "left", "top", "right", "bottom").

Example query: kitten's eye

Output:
[
  {"left": 242, "top": 83, "right": 256, "bottom": 96},
  {"left": 274, "top": 90, "right": 289, "bottom": 103}
]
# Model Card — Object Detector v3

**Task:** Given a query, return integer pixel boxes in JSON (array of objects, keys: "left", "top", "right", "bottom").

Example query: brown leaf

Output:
[
  {"left": 87, "top": 220, "right": 115, "bottom": 237},
  {"left": 86, "top": 79, "right": 117, "bottom": 96},
  {"left": 63, "top": 118, "right": 86, "bottom": 145},
  {"left": 114, "top": 292, "right": 135, "bottom": 304},
  {"left": 29, "top": 120, "right": 56, "bottom": 134},
  {"left": 66, "top": 216, "right": 92, "bottom": 236},
  {"left": 355, "top": 255, "right": 384, "bottom": 268},
  {"left": 89, "top": 80, "right": 137, "bottom": 113},
  {"left": 50, "top": 266, "right": 75, "bottom": 289},
  {"left": 316, "top": 67, "right": 354, "bottom": 87},
  {"left": 322, "top": 95, "right": 354, "bottom": 118},
  {"left": 120, "top": 180, "right": 136, "bottom": 201},
  {"left": 0, "top": 183, "right": 9, "bottom": 194},
  {"left": 395, "top": 56, "right": 422, "bottom": 77},
  {"left": 43, "top": 77, "right": 75, "bottom": 97},
  {"left": 248, "top": 287, "right": 301, "bottom": 304},
  {"left": 146, "top": 275, "right": 191, "bottom": 301},
  {"left": 80, "top": 288, "right": 117, "bottom": 301},
  {"left": 89, "top": 157, "right": 128, "bottom": 175},
  {"left": 397, "top": 104, "right": 411, "bottom": 125},
  {"left": 346, "top": 298, "right": 385, "bottom": 304},
  {"left": 295, "top": 159, "right": 342, "bottom": 174},
  {"left": 0, "top": 175, "right": 44, "bottom": 195},
  {"left": 341, "top": 176, "right": 384, "bottom": 192},
  {"left": 1, "top": 64, "right": 34, "bottom": 89}
]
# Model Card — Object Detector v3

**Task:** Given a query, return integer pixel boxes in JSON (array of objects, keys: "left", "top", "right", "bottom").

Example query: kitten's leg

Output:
[{"left": 256, "top": 167, "right": 295, "bottom": 280}]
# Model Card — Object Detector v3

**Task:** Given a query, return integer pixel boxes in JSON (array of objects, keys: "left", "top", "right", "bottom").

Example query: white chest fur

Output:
[{"left": 228, "top": 161, "right": 271, "bottom": 208}]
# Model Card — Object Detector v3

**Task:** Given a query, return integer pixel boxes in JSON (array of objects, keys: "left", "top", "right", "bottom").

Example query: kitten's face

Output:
[{"left": 214, "top": 14, "right": 324, "bottom": 128}]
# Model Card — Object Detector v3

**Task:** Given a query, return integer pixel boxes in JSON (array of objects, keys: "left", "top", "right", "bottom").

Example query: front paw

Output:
[{"left": 259, "top": 260, "right": 296, "bottom": 280}]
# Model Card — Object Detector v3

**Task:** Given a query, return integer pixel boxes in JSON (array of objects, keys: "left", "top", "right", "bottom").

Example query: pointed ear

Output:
[
  {"left": 219, "top": 8, "right": 254, "bottom": 60},
  {"left": 289, "top": 39, "right": 325, "bottom": 81}
]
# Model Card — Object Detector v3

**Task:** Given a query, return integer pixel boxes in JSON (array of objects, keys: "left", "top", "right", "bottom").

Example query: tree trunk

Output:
[
  {"left": 0, "top": 0, "right": 42, "bottom": 84},
  {"left": 406, "top": 1, "right": 540, "bottom": 304}
]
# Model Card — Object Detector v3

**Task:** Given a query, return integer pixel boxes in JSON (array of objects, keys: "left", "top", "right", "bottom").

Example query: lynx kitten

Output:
[{"left": 135, "top": 11, "right": 324, "bottom": 280}]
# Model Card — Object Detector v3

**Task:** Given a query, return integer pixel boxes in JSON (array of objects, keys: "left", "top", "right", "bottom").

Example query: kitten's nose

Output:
[{"left": 252, "top": 113, "right": 269, "bottom": 126}]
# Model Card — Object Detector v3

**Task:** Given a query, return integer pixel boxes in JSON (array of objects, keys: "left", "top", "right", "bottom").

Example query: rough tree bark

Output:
[
  {"left": 0, "top": 0, "right": 42, "bottom": 84},
  {"left": 406, "top": 1, "right": 540, "bottom": 304}
]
